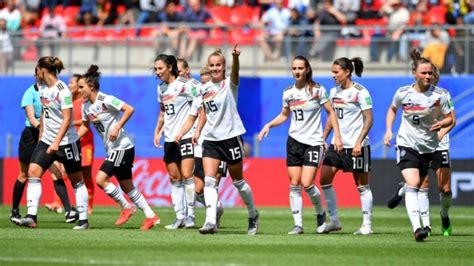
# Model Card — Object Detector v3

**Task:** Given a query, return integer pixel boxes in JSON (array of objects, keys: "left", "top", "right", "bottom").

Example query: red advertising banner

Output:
[{"left": 2, "top": 158, "right": 360, "bottom": 207}]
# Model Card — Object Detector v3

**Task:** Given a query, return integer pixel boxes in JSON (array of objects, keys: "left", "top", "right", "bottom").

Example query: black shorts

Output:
[
  {"left": 163, "top": 138, "right": 194, "bottom": 164},
  {"left": 323, "top": 145, "right": 371, "bottom": 173},
  {"left": 397, "top": 146, "right": 434, "bottom": 178},
  {"left": 431, "top": 150, "right": 451, "bottom": 170},
  {"left": 18, "top": 127, "right": 39, "bottom": 163},
  {"left": 193, "top": 157, "right": 228, "bottom": 178},
  {"left": 286, "top": 136, "right": 324, "bottom": 167},
  {"left": 30, "top": 140, "right": 82, "bottom": 174},
  {"left": 202, "top": 136, "right": 244, "bottom": 164},
  {"left": 100, "top": 148, "right": 135, "bottom": 181}
]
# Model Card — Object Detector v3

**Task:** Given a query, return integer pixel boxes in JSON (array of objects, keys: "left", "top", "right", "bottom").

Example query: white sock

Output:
[
  {"left": 104, "top": 183, "right": 131, "bottom": 209},
  {"left": 26, "top": 177, "right": 41, "bottom": 216},
  {"left": 204, "top": 176, "right": 218, "bottom": 224},
  {"left": 322, "top": 184, "right": 339, "bottom": 222},
  {"left": 233, "top": 179, "right": 258, "bottom": 218},
  {"left": 128, "top": 188, "right": 155, "bottom": 218},
  {"left": 184, "top": 177, "right": 195, "bottom": 218},
  {"left": 358, "top": 185, "right": 373, "bottom": 226},
  {"left": 170, "top": 180, "right": 185, "bottom": 220},
  {"left": 440, "top": 191, "right": 452, "bottom": 218},
  {"left": 73, "top": 181, "right": 89, "bottom": 221},
  {"left": 289, "top": 185, "right": 303, "bottom": 227},
  {"left": 418, "top": 188, "right": 430, "bottom": 227},
  {"left": 405, "top": 186, "right": 421, "bottom": 232},
  {"left": 196, "top": 192, "right": 205, "bottom": 206},
  {"left": 304, "top": 184, "right": 324, "bottom": 215},
  {"left": 398, "top": 183, "right": 406, "bottom": 197}
]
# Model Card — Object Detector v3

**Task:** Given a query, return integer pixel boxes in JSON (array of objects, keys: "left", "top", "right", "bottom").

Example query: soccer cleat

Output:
[
  {"left": 18, "top": 216, "right": 37, "bottom": 228},
  {"left": 73, "top": 220, "right": 90, "bottom": 230},
  {"left": 247, "top": 210, "right": 259, "bottom": 235},
  {"left": 441, "top": 213, "right": 452, "bottom": 236},
  {"left": 199, "top": 222, "right": 218, "bottom": 234},
  {"left": 10, "top": 209, "right": 21, "bottom": 225},
  {"left": 65, "top": 207, "right": 79, "bottom": 223},
  {"left": 140, "top": 215, "right": 160, "bottom": 231},
  {"left": 288, "top": 225, "right": 304, "bottom": 235},
  {"left": 414, "top": 227, "right": 428, "bottom": 242},
  {"left": 353, "top": 224, "right": 373, "bottom": 235},
  {"left": 185, "top": 216, "right": 196, "bottom": 228},
  {"left": 45, "top": 202, "right": 64, "bottom": 214},
  {"left": 115, "top": 207, "right": 136, "bottom": 226},
  {"left": 387, "top": 182, "right": 405, "bottom": 209},
  {"left": 322, "top": 220, "right": 342, "bottom": 233},
  {"left": 164, "top": 218, "right": 185, "bottom": 230},
  {"left": 216, "top": 206, "right": 224, "bottom": 228},
  {"left": 424, "top": 226, "right": 432, "bottom": 237}
]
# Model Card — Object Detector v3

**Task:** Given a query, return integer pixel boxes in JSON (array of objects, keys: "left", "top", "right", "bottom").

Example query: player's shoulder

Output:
[
  {"left": 283, "top": 84, "right": 294, "bottom": 92},
  {"left": 430, "top": 85, "right": 445, "bottom": 95},
  {"left": 398, "top": 84, "right": 412, "bottom": 93},
  {"left": 177, "top": 76, "right": 188, "bottom": 84},
  {"left": 56, "top": 80, "right": 69, "bottom": 91},
  {"left": 353, "top": 82, "right": 368, "bottom": 91},
  {"left": 97, "top": 92, "right": 108, "bottom": 102}
]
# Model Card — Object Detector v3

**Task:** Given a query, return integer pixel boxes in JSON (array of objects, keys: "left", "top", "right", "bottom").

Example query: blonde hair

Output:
[{"left": 200, "top": 65, "right": 210, "bottom": 76}]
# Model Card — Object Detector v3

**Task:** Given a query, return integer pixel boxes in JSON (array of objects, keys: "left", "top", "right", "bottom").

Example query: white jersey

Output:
[
  {"left": 39, "top": 80, "right": 79, "bottom": 145},
  {"left": 392, "top": 84, "right": 452, "bottom": 154},
  {"left": 437, "top": 88, "right": 455, "bottom": 151},
  {"left": 189, "top": 96, "right": 205, "bottom": 158},
  {"left": 198, "top": 76, "right": 246, "bottom": 141},
  {"left": 283, "top": 84, "right": 329, "bottom": 146},
  {"left": 329, "top": 82, "right": 372, "bottom": 148},
  {"left": 158, "top": 77, "right": 196, "bottom": 142},
  {"left": 82, "top": 92, "right": 134, "bottom": 153}
]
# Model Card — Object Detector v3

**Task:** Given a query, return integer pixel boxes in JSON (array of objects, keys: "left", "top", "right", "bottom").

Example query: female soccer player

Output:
[
  {"left": 176, "top": 45, "right": 259, "bottom": 235},
  {"left": 318, "top": 57, "right": 374, "bottom": 235},
  {"left": 45, "top": 74, "right": 96, "bottom": 215},
  {"left": 153, "top": 54, "right": 196, "bottom": 230},
  {"left": 258, "top": 55, "right": 341, "bottom": 235},
  {"left": 387, "top": 65, "right": 456, "bottom": 236},
  {"left": 78, "top": 65, "right": 160, "bottom": 230},
  {"left": 11, "top": 67, "right": 77, "bottom": 224},
  {"left": 384, "top": 50, "right": 454, "bottom": 242},
  {"left": 17, "top": 56, "right": 89, "bottom": 230}
]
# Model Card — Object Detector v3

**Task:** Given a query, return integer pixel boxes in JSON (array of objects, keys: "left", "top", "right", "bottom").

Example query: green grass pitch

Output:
[{"left": 1, "top": 205, "right": 473, "bottom": 265}]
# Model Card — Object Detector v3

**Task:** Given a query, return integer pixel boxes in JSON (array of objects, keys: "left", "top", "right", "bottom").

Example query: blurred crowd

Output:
[{"left": 1, "top": 0, "right": 474, "bottom": 74}]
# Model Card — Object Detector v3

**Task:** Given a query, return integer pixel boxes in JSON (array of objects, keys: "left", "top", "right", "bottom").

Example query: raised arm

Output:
[{"left": 230, "top": 44, "right": 240, "bottom": 87}]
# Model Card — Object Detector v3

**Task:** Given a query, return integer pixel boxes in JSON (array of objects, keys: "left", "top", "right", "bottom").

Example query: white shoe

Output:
[
  {"left": 316, "top": 222, "right": 327, "bottom": 234},
  {"left": 353, "top": 224, "right": 373, "bottom": 235},
  {"left": 323, "top": 220, "right": 342, "bottom": 233},
  {"left": 165, "top": 219, "right": 185, "bottom": 230}
]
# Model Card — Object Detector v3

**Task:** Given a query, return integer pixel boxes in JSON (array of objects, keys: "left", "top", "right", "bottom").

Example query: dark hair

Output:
[
  {"left": 37, "top": 56, "right": 64, "bottom": 75},
  {"left": 293, "top": 55, "right": 319, "bottom": 93},
  {"left": 333, "top": 57, "right": 364, "bottom": 77},
  {"left": 410, "top": 49, "right": 432, "bottom": 72},
  {"left": 71, "top": 73, "right": 81, "bottom": 81},
  {"left": 81, "top": 65, "right": 101, "bottom": 91},
  {"left": 154, "top": 54, "right": 179, "bottom": 78}
]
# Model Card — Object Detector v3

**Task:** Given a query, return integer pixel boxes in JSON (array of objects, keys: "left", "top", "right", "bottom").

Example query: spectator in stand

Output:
[
  {"left": 287, "top": 0, "right": 310, "bottom": 14},
  {"left": 153, "top": 0, "right": 185, "bottom": 56},
  {"left": 36, "top": 8, "right": 66, "bottom": 56},
  {"left": 0, "top": 0, "right": 22, "bottom": 32},
  {"left": 181, "top": 0, "right": 211, "bottom": 60},
  {"left": 421, "top": 23, "right": 450, "bottom": 70},
  {"left": 309, "top": 0, "right": 347, "bottom": 62},
  {"left": 463, "top": 0, "right": 474, "bottom": 26},
  {"left": 0, "top": 18, "right": 13, "bottom": 74},
  {"left": 286, "top": 8, "right": 311, "bottom": 58},
  {"left": 369, "top": 0, "right": 409, "bottom": 62},
  {"left": 398, "top": 0, "right": 431, "bottom": 62},
  {"left": 18, "top": 0, "right": 41, "bottom": 26},
  {"left": 445, "top": 0, "right": 469, "bottom": 24},
  {"left": 97, "top": 0, "right": 119, "bottom": 26},
  {"left": 78, "top": 0, "right": 99, "bottom": 25},
  {"left": 258, "top": 0, "right": 290, "bottom": 62},
  {"left": 135, "top": 0, "right": 166, "bottom": 36}
]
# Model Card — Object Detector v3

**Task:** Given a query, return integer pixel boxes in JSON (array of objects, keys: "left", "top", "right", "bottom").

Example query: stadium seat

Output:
[
  {"left": 63, "top": 6, "right": 80, "bottom": 27},
  {"left": 209, "top": 6, "right": 232, "bottom": 25},
  {"left": 230, "top": 5, "right": 259, "bottom": 26}
]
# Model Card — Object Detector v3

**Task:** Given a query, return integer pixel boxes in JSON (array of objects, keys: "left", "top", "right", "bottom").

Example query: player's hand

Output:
[
  {"left": 383, "top": 131, "right": 392, "bottom": 146},
  {"left": 109, "top": 126, "right": 120, "bottom": 142},
  {"left": 192, "top": 131, "right": 200, "bottom": 145},
  {"left": 47, "top": 142, "right": 59, "bottom": 154},
  {"left": 154, "top": 132, "right": 162, "bottom": 148},
  {"left": 232, "top": 44, "right": 241, "bottom": 57},
  {"left": 174, "top": 133, "right": 183, "bottom": 144},
  {"left": 352, "top": 143, "right": 362, "bottom": 157},
  {"left": 257, "top": 125, "right": 270, "bottom": 141},
  {"left": 430, "top": 119, "right": 443, "bottom": 132},
  {"left": 334, "top": 136, "right": 343, "bottom": 152},
  {"left": 323, "top": 143, "right": 328, "bottom": 152}
]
